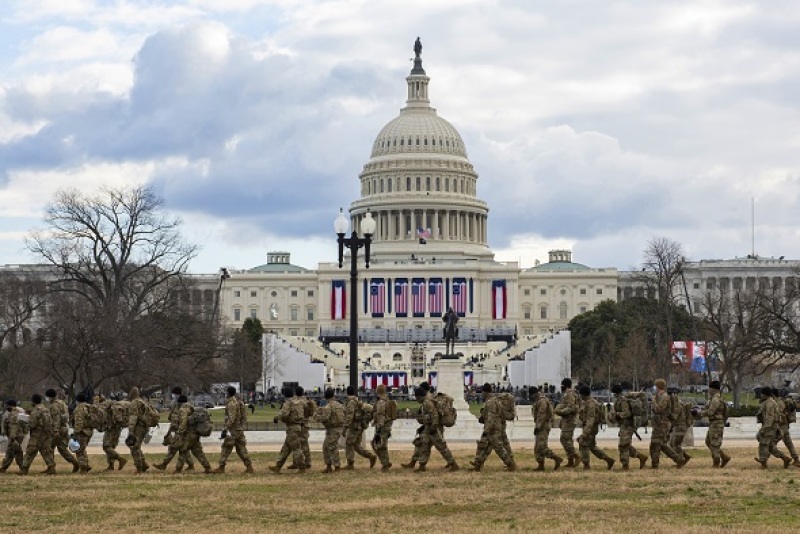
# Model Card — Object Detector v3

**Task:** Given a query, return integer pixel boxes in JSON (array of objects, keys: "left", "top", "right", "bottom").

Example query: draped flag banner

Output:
[
  {"left": 492, "top": 280, "right": 507, "bottom": 319},
  {"left": 394, "top": 278, "right": 409, "bottom": 317},
  {"left": 331, "top": 280, "right": 346, "bottom": 320},
  {"left": 412, "top": 278, "right": 426, "bottom": 317},
  {"left": 428, "top": 278, "right": 443, "bottom": 316},
  {"left": 361, "top": 371, "right": 408, "bottom": 390},
  {"left": 451, "top": 277, "right": 467, "bottom": 317},
  {"left": 370, "top": 278, "right": 385, "bottom": 317}
]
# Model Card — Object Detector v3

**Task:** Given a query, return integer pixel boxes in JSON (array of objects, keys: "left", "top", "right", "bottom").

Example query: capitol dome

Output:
[{"left": 348, "top": 40, "right": 493, "bottom": 262}]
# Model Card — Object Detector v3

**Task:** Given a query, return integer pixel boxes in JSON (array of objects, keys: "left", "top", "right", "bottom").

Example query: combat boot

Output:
[
  {"left": 621, "top": 463, "right": 630, "bottom": 471},
  {"left": 637, "top": 453, "right": 649, "bottom": 469},
  {"left": 582, "top": 461, "right": 591, "bottom": 470},
  {"left": 152, "top": 462, "right": 166, "bottom": 471},
  {"left": 268, "top": 464, "right": 282, "bottom": 473},
  {"left": 244, "top": 464, "right": 255, "bottom": 474},
  {"left": 185, "top": 464, "right": 194, "bottom": 471},
  {"left": 712, "top": 458, "right": 720, "bottom": 468},
  {"left": 117, "top": 458, "right": 128, "bottom": 471},
  {"left": 43, "top": 466, "right": 56, "bottom": 475},
  {"left": 606, "top": 457, "right": 615, "bottom": 470},
  {"left": 343, "top": 462, "right": 355, "bottom": 471},
  {"left": 565, "top": 457, "right": 575, "bottom": 468},
  {"left": 753, "top": 457, "right": 767, "bottom": 469},
  {"left": 783, "top": 456, "right": 792, "bottom": 469},
  {"left": 212, "top": 465, "right": 226, "bottom": 474},
  {"left": 793, "top": 457, "right": 800, "bottom": 467},
  {"left": 401, "top": 460, "right": 416, "bottom": 469},
  {"left": 447, "top": 462, "right": 459, "bottom": 472},
  {"left": 203, "top": 466, "right": 213, "bottom": 474},
  {"left": 414, "top": 462, "right": 427, "bottom": 472},
  {"left": 105, "top": 462, "right": 115, "bottom": 471},
  {"left": 0, "top": 466, "right": 7, "bottom": 473},
  {"left": 334, "top": 465, "right": 341, "bottom": 471},
  {"left": 173, "top": 466, "right": 183, "bottom": 474},
  {"left": 720, "top": 452, "right": 731, "bottom": 468},
  {"left": 469, "top": 461, "right": 482, "bottom": 472},
  {"left": 381, "top": 463, "right": 392, "bottom": 472},
  {"left": 287, "top": 464, "right": 298, "bottom": 470},
  {"left": 533, "top": 460, "right": 546, "bottom": 472},
  {"left": 369, "top": 455, "right": 378, "bottom": 469},
  {"left": 553, "top": 456, "right": 563, "bottom": 471},
  {"left": 322, "top": 465, "right": 333, "bottom": 474},
  {"left": 17, "top": 466, "right": 29, "bottom": 476},
  {"left": 675, "top": 458, "right": 685, "bottom": 469},
  {"left": 505, "top": 462, "right": 517, "bottom": 472},
  {"left": 682, "top": 452, "right": 691, "bottom": 465},
  {"left": 71, "top": 461, "right": 80, "bottom": 473}
]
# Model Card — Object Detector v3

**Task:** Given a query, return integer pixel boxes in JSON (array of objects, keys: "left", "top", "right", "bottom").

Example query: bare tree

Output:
[
  {"left": 26, "top": 185, "right": 205, "bottom": 394},
  {"left": 0, "top": 271, "right": 46, "bottom": 348},
  {"left": 750, "top": 274, "right": 800, "bottom": 372},
  {"left": 616, "top": 330, "right": 657, "bottom": 391}
]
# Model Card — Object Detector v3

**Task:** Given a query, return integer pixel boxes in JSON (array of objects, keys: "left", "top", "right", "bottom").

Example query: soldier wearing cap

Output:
[
  {"left": 650, "top": 379, "right": 685, "bottom": 469},
  {"left": 554, "top": 378, "right": 579, "bottom": 467},
  {"left": 0, "top": 400, "right": 27, "bottom": 473},
  {"left": 754, "top": 387, "right": 792, "bottom": 469},
  {"left": 700, "top": 380, "right": 731, "bottom": 468}
]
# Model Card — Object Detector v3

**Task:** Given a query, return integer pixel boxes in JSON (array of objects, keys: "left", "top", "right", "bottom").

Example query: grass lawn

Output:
[{"left": 1, "top": 447, "right": 799, "bottom": 533}]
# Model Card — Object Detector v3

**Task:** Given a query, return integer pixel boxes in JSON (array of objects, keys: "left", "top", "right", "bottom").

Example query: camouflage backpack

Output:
[
  {"left": 327, "top": 401, "right": 344, "bottom": 428},
  {"left": 433, "top": 393, "right": 457, "bottom": 427},
  {"left": 303, "top": 398, "right": 316, "bottom": 419},
  {"left": 143, "top": 402, "right": 161, "bottom": 427},
  {"left": 595, "top": 401, "right": 608, "bottom": 429},
  {"left": 88, "top": 404, "right": 107, "bottom": 431},
  {"left": 288, "top": 398, "right": 305, "bottom": 425},
  {"left": 625, "top": 392, "right": 649, "bottom": 429},
  {"left": 785, "top": 397, "right": 797, "bottom": 424},
  {"left": 109, "top": 401, "right": 129, "bottom": 428},
  {"left": 385, "top": 399, "right": 398, "bottom": 422},
  {"left": 497, "top": 393, "right": 517, "bottom": 421},
  {"left": 359, "top": 402, "right": 374, "bottom": 427},
  {"left": 668, "top": 394, "right": 682, "bottom": 422},
  {"left": 188, "top": 406, "right": 213, "bottom": 437}
]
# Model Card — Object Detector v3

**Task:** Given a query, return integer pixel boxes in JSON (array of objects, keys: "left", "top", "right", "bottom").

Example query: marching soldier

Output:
[
  {"left": 774, "top": 389, "right": 800, "bottom": 466},
  {"left": 669, "top": 395, "right": 694, "bottom": 465},
  {"left": 371, "top": 384, "right": 394, "bottom": 471},
  {"left": 126, "top": 387, "right": 151, "bottom": 474},
  {"left": 414, "top": 386, "right": 458, "bottom": 472},
  {"left": 650, "top": 379, "right": 685, "bottom": 469},
  {"left": 214, "top": 386, "right": 254, "bottom": 473},
  {"left": 577, "top": 385, "right": 615, "bottom": 470},
  {"left": 269, "top": 387, "right": 306, "bottom": 473},
  {"left": 402, "top": 381, "right": 430, "bottom": 470},
  {"left": 315, "top": 388, "right": 344, "bottom": 473},
  {"left": 19, "top": 393, "right": 56, "bottom": 475},
  {"left": 0, "top": 400, "right": 27, "bottom": 473},
  {"left": 99, "top": 395, "right": 128, "bottom": 471},
  {"left": 289, "top": 386, "right": 313, "bottom": 470},
  {"left": 699, "top": 380, "right": 730, "bottom": 468},
  {"left": 45, "top": 389, "right": 79, "bottom": 473},
  {"left": 174, "top": 395, "right": 213, "bottom": 474},
  {"left": 531, "top": 386, "right": 563, "bottom": 471},
  {"left": 554, "top": 378, "right": 579, "bottom": 468},
  {"left": 343, "top": 385, "right": 377, "bottom": 470},
  {"left": 754, "top": 387, "right": 792, "bottom": 469},
  {"left": 153, "top": 386, "right": 193, "bottom": 472},
  {"left": 609, "top": 385, "right": 648, "bottom": 470},
  {"left": 72, "top": 393, "right": 93, "bottom": 473},
  {"left": 470, "top": 383, "right": 515, "bottom": 472}
]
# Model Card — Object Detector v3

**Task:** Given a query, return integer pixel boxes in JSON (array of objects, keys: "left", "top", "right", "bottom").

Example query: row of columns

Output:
[{"left": 351, "top": 209, "right": 488, "bottom": 244}]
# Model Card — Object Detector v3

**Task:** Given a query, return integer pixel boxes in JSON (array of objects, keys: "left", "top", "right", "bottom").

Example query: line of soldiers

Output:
[
  {"left": 4, "top": 379, "right": 800, "bottom": 475},
  {"left": 1, "top": 385, "right": 252, "bottom": 475}
]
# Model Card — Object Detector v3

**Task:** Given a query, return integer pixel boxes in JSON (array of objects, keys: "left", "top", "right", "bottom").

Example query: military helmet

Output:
[{"left": 68, "top": 438, "right": 80, "bottom": 453}]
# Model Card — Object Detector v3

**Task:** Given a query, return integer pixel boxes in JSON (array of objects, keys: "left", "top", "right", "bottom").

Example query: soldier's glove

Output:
[
  {"left": 220, "top": 430, "right": 228, "bottom": 440},
  {"left": 534, "top": 428, "right": 539, "bottom": 436},
  {"left": 273, "top": 416, "right": 280, "bottom": 424},
  {"left": 125, "top": 434, "right": 137, "bottom": 447},
  {"left": 417, "top": 425, "right": 425, "bottom": 434},
  {"left": 478, "top": 416, "right": 485, "bottom": 424},
  {"left": 162, "top": 434, "right": 172, "bottom": 446}
]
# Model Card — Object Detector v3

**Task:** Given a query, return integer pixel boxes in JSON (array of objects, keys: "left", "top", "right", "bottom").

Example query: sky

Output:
[{"left": 1, "top": 0, "right": 799, "bottom": 274}]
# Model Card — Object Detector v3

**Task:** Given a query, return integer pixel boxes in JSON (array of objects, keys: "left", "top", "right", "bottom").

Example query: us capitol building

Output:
[{"left": 200, "top": 43, "right": 616, "bottom": 390}]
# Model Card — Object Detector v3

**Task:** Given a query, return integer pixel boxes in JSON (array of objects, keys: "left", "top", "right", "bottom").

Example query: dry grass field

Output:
[{"left": 1, "top": 447, "right": 798, "bottom": 533}]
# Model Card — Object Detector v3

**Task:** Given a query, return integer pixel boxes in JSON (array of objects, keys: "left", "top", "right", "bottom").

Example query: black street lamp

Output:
[{"left": 334, "top": 208, "right": 376, "bottom": 389}]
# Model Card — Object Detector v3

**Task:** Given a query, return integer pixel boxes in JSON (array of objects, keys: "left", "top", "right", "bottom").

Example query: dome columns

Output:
[{"left": 351, "top": 207, "right": 488, "bottom": 246}]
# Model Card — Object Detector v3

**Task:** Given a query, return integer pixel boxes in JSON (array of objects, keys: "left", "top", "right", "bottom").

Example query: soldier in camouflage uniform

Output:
[
  {"left": 45, "top": 389, "right": 79, "bottom": 473},
  {"left": 269, "top": 387, "right": 307, "bottom": 473},
  {"left": 371, "top": 384, "right": 394, "bottom": 471},
  {"left": 214, "top": 386, "right": 253, "bottom": 473},
  {"left": 98, "top": 395, "right": 128, "bottom": 471},
  {"left": 173, "top": 395, "right": 212, "bottom": 473},
  {"left": 649, "top": 379, "right": 685, "bottom": 469},
  {"left": 71, "top": 393, "right": 93, "bottom": 473},
  {"left": 153, "top": 386, "right": 193, "bottom": 472},
  {"left": 126, "top": 387, "right": 151, "bottom": 474},
  {"left": 0, "top": 400, "right": 27, "bottom": 473},
  {"left": 554, "top": 378, "right": 579, "bottom": 468},
  {"left": 20, "top": 393, "right": 56, "bottom": 475},
  {"left": 288, "top": 386, "right": 313, "bottom": 470},
  {"left": 774, "top": 389, "right": 800, "bottom": 466},
  {"left": 668, "top": 395, "right": 694, "bottom": 465},
  {"left": 402, "top": 381, "right": 431, "bottom": 469},
  {"left": 754, "top": 387, "right": 792, "bottom": 469},
  {"left": 577, "top": 385, "right": 615, "bottom": 470},
  {"left": 609, "top": 385, "right": 648, "bottom": 470},
  {"left": 531, "top": 386, "right": 563, "bottom": 471},
  {"left": 315, "top": 388, "right": 344, "bottom": 473},
  {"left": 470, "top": 383, "right": 516, "bottom": 471},
  {"left": 342, "top": 385, "right": 377, "bottom": 470},
  {"left": 415, "top": 387, "right": 458, "bottom": 472},
  {"left": 700, "top": 380, "right": 730, "bottom": 468}
]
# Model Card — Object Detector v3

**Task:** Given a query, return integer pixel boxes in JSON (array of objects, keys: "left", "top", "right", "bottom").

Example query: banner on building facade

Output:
[
  {"left": 361, "top": 371, "right": 408, "bottom": 390},
  {"left": 428, "top": 277, "right": 443, "bottom": 317},
  {"left": 452, "top": 277, "right": 467, "bottom": 317},
  {"left": 492, "top": 280, "right": 507, "bottom": 319},
  {"left": 331, "top": 280, "right": 346, "bottom": 320},
  {"left": 394, "top": 278, "right": 408, "bottom": 317},
  {"left": 412, "top": 278, "right": 426, "bottom": 317},
  {"left": 370, "top": 278, "right": 385, "bottom": 317}
]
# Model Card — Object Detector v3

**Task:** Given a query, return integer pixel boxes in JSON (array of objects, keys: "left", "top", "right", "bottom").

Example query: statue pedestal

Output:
[{"left": 436, "top": 357, "right": 469, "bottom": 412}]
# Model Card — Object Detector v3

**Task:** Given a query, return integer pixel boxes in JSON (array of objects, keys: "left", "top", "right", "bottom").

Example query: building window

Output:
[
  {"left": 416, "top": 177, "right": 421, "bottom": 191},
  {"left": 250, "top": 290, "right": 257, "bottom": 297},
  {"left": 540, "top": 289, "right": 547, "bottom": 296},
  {"left": 393, "top": 354, "right": 402, "bottom": 362},
  {"left": 305, "top": 329, "right": 314, "bottom": 336},
  {"left": 291, "top": 290, "right": 298, "bottom": 297},
  {"left": 307, "top": 290, "right": 314, "bottom": 297},
  {"left": 524, "top": 288, "right": 530, "bottom": 296},
  {"left": 407, "top": 177, "right": 411, "bottom": 190},
  {"left": 307, "top": 308, "right": 315, "bottom": 321},
  {"left": 426, "top": 177, "right": 430, "bottom": 191},
  {"left": 234, "top": 309, "right": 241, "bottom": 321},
  {"left": 559, "top": 302, "right": 568, "bottom": 320},
  {"left": 580, "top": 288, "right": 587, "bottom": 295},
  {"left": 250, "top": 308, "right": 257, "bottom": 319},
  {"left": 289, "top": 329, "right": 299, "bottom": 336},
  {"left": 540, "top": 306, "right": 547, "bottom": 319},
  {"left": 271, "top": 291, "right": 277, "bottom": 297},
  {"left": 560, "top": 289, "right": 566, "bottom": 295},
  {"left": 290, "top": 308, "right": 298, "bottom": 321},
  {"left": 234, "top": 290, "right": 241, "bottom": 298},
  {"left": 693, "top": 283, "right": 700, "bottom": 289},
  {"left": 523, "top": 307, "right": 531, "bottom": 320},
  {"left": 579, "top": 306, "right": 587, "bottom": 314},
  {"left": 596, "top": 288, "right": 603, "bottom": 295}
]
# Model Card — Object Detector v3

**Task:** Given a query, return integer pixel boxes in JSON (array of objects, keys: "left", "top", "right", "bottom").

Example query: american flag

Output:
[
  {"left": 492, "top": 279, "right": 507, "bottom": 319},
  {"left": 452, "top": 278, "right": 467, "bottom": 317},
  {"left": 331, "top": 280, "right": 346, "bottom": 320},
  {"left": 428, "top": 278, "right": 443, "bottom": 316},
  {"left": 412, "top": 278, "right": 426, "bottom": 317},
  {"left": 370, "top": 279, "right": 385, "bottom": 317},
  {"left": 417, "top": 227, "right": 431, "bottom": 239},
  {"left": 394, "top": 279, "right": 408, "bottom": 317}
]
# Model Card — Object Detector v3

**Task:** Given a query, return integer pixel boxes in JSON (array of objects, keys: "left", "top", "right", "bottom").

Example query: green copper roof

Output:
[{"left": 529, "top": 261, "right": 590, "bottom": 272}]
